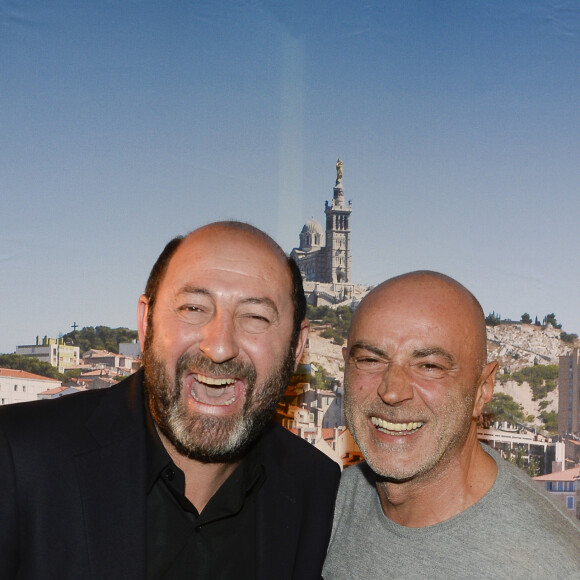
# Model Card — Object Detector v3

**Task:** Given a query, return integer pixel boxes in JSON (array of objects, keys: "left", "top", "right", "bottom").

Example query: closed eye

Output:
[
  {"left": 411, "top": 361, "right": 448, "bottom": 379},
  {"left": 352, "top": 356, "right": 388, "bottom": 372},
  {"left": 238, "top": 312, "right": 273, "bottom": 333}
]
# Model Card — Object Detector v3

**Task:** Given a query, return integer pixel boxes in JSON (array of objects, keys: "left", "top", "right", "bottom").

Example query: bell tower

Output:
[{"left": 323, "top": 159, "right": 352, "bottom": 283}]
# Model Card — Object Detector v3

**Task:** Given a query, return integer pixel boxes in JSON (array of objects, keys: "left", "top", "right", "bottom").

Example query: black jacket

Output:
[{"left": 0, "top": 369, "right": 340, "bottom": 579}]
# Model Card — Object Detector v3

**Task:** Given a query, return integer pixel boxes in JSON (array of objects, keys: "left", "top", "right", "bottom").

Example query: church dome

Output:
[
  {"left": 301, "top": 218, "right": 323, "bottom": 236},
  {"left": 299, "top": 218, "right": 324, "bottom": 251}
]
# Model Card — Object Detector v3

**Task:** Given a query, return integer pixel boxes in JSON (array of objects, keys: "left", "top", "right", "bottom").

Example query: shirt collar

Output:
[
  {"left": 144, "top": 391, "right": 265, "bottom": 502},
  {"left": 144, "top": 395, "right": 172, "bottom": 494}
]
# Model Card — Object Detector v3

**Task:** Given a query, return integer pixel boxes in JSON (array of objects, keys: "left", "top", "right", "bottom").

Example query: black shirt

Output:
[{"left": 145, "top": 404, "right": 265, "bottom": 580}]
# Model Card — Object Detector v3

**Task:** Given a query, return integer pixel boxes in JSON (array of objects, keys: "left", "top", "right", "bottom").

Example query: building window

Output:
[
  {"left": 22, "top": 385, "right": 26, "bottom": 392},
  {"left": 14, "top": 385, "right": 17, "bottom": 391},
  {"left": 567, "top": 496, "right": 574, "bottom": 510}
]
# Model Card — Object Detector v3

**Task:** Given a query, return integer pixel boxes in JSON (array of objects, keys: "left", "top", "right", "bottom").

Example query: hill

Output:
[{"left": 487, "top": 322, "right": 569, "bottom": 372}]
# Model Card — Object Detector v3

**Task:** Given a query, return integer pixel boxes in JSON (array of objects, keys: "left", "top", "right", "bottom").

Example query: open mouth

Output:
[
  {"left": 188, "top": 373, "right": 241, "bottom": 407},
  {"left": 371, "top": 416, "right": 423, "bottom": 435}
]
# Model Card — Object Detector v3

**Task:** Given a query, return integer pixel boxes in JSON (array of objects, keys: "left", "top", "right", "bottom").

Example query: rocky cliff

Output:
[{"left": 487, "top": 322, "right": 570, "bottom": 372}]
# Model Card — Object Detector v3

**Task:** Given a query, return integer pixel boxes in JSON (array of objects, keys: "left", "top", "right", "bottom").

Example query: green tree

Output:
[
  {"left": 538, "top": 400, "right": 551, "bottom": 411},
  {"left": 561, "top": 332, "right": 578, "bottom": 344},
  {"left": 505, "top": 447, "right": 526, "bottom": 469},
  {"left": 520, "top": 313, "right": 532, "bottom": 324},
  {"left": 539, "top": 410, "right": 558, "bottom": 434},
  {"left": 507, "top": 365, "right": 558, "bottom": 401},
  {"left": 527, "top": 456, "right": 541, "bottom": 478},
  {"left": 485, "top": 311, "right": 501, "bottom": 326},
  {"left": 505, "top": 448, "right": 541, "bottom": 477},
  {"left": 543, "top": 313, "right": 562, "bottom": 329},
  {"left": 485, "top": 393, "right": 526, "bottom": 424},
  {"left": 310, "top": 363, "right": 332, "bottom": 390},
  {"left": 320, "top": 328, "right": 345, "bottom": 346},
  {"left": 61, "top": 326, "right": 138, "bottom": 355},
  {"left": 0, "top": 354, "right": 63, "bottom": 380},
  {"left": 308, "top": 304, "right": 353, "bottom": 344}
]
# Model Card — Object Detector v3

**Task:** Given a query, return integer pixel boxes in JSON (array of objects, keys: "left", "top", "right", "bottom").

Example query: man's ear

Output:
[
  {"left": 473, "top": 361, "right": 498, "bottom": 418},
  {"left": 137, "top": 295, "right": 150, "bottom": 346},
  {"left": 292, "top": 319, "right": 310, "bottom": 371}
]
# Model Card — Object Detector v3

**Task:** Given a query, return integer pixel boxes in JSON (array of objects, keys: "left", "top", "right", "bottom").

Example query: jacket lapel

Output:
[
  {"left": 256, "top": 467, "right": 303, "bottom": 580},
  {"left": 255, "top": 425, "right": 304, "bottom": 580},
  {"left": 75, "top": 371, "right": 147, "bottom": 580}
]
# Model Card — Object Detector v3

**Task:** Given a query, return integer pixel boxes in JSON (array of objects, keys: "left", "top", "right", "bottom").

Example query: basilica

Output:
[{"left": 290, "top": 160, "right": 370, "bottom": 307}]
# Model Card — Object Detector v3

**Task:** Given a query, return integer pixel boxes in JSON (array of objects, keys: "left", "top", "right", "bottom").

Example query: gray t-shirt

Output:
[{"left": 323, "top": 446, "right": 580, "bottom": 579}]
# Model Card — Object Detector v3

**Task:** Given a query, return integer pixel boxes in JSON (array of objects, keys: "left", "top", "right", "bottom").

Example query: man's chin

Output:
[
  {"left": 144, "top": 341, "right": 296, "bottom": 463},
  {"left": 161, "top": 412, "right": 259, "bottom": 463}
]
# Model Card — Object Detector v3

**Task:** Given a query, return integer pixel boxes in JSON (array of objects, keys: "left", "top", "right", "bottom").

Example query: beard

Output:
[{"left": 143, "top": 341, "right": 295, "bottom": 463}]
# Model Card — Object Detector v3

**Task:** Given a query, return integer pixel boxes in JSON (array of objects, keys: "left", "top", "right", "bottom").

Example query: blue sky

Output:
[{"left": 1, "top": 0, "right": 579, "bottom": 354}]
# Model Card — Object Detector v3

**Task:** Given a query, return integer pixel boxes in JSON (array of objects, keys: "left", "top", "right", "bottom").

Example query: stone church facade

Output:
[{"left": 290, "top": 160, "right": 370, "bottom": 307}]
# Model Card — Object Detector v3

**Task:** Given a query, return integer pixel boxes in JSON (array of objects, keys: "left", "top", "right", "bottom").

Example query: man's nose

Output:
[
  {"left": 199, "top": 313, "right": 239, "bottom": 363},
  {"left": 377, "top": 364, "right": 414, "bottom": 405}
]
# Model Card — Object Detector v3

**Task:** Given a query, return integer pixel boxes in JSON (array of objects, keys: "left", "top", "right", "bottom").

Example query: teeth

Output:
[
  {"left": 371, "top": 417, "right": 423, "bottom": 433},
  {"left": 189, "top": 374, "right": 237, "bottom": 406},
  {"left": 193, "top": 374, "right": 236, "bottom": 386},
  {"left": 190, "top": 387, "right": 236, "bottom": 406}
]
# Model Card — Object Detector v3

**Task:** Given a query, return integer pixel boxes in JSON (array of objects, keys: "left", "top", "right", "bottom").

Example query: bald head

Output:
[
  {"left": 351, "top": 271, "right": 488, "bottom": 372},
  {"left": 188, "top": 221, "right": 290, "bottom": 262}
]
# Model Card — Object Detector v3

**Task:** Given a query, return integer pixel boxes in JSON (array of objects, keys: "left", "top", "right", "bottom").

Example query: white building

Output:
[
  {"left": 0, "top": 368, "right": 62, "bottom": 405},
  {"left": 16, "top": 336, "right": 80, "bottom": 373},
  {"left": 119, "top": 340, "right": 141, "bottom": 359},
  {"left": 82, "top": 349, "right": 139, "bottom": 376},
  {"left": 290, "top": 160, "right": 353, "bottom": 285},
  {"left": 289, "top": 160, "right": 370, "bottom": 307},
  {"left": 534, "top": 465, "right": 580, "bottom": 520}
]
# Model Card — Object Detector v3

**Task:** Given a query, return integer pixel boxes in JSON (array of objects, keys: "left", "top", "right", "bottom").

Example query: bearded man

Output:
[{"left": 0, "top": 221, "right": 340, "bottom": 580}]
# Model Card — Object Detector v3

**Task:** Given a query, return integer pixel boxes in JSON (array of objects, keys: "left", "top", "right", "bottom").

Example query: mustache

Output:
[{"left": 175, "top": 352, "right": 257, "bottom": 384}]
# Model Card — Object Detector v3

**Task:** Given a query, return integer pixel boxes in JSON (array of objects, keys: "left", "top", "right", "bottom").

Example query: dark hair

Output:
[
  {"left": 143, "top": 235, "right": 184, "bottom": 317},
  {"left": 288, "top": 256, "right": 306, "bottom": 350},
  {"left": 143, "top": 224, "right": 306, "bottom": 349}
]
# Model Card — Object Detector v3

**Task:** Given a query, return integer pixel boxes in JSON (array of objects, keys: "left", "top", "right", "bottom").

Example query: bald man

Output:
[
  {"left": 323, "top": 271, "right": 580, "bottom": 579},
  {"left": 0, "top": 221, "right": 340, "bottom": 580}
]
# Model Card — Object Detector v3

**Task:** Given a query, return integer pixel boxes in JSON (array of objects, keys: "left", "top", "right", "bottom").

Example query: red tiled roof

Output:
[
  {"left": 39, "top": 386, "right": 70, "bottom": 395},
  {"left": 321, "top": 427, "right": 337, "bottom": 442},
  {"left": 0, "top": 368, "right": 60, "bottom": 382},
  {"left": 534, "top": 465, "right": 580, "bottom": 482},
  {"left": 83, "top": 350, "right": 115, "bottom": 357}
]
